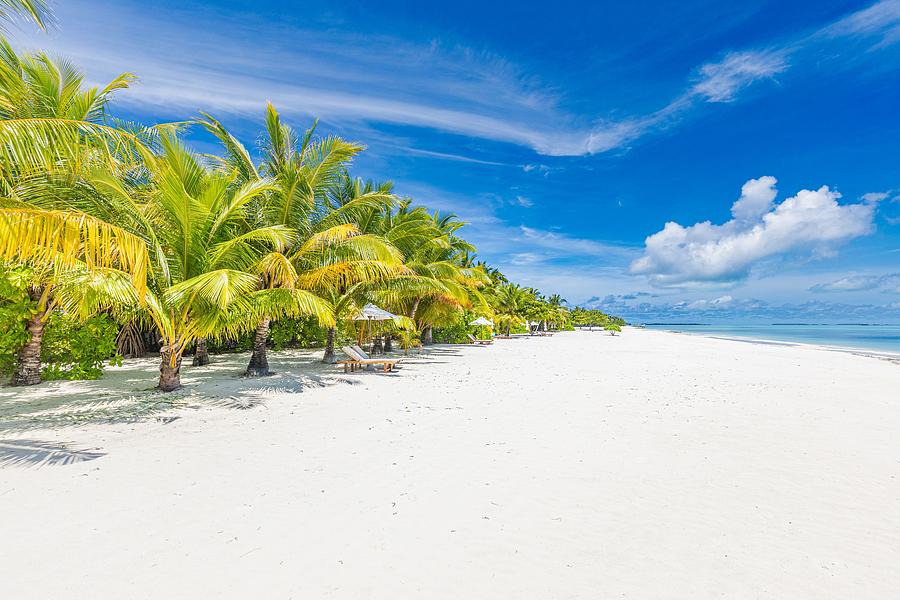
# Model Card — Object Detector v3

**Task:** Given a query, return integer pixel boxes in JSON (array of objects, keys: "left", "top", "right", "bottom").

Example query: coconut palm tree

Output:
[
  {"left": 400, "top": 210, "right": 488, "bottom": 343},
  {"left": 0, "top": 43, "right": 146, "bottom": 384},
  {"left": 200, "top": 105, "right": 403, "bottom": 372},
  {"left": 0, "top": 210, "right": 149, "bottom": 384},
  {"left": 492, "top": 283, "right": 532, "bottom": 336},
  {"left": 86, "top": 135, "right": 334, "bottom": 390}
]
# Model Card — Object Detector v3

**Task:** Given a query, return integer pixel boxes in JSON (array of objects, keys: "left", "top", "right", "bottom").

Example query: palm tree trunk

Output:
[
  {"left": 158, "top": 347, "right": 182, "bottom": 392},
  {"left": 11, "top": 313, "right": 47, "bottom": 386},
  {"left": 409, "top": 298, "right": 420, "bottom": 319},
  {"left": 11, "top": 287, "right": 50, "bottom": 387},
  {"left": 192, "top": 338, "right": 210, "bottom": 366},
  {"left": 423, "top": 325, "right": 433, "bottom": 345},
  {"left": 246, "top": 318, "right": 272, "bottom": 376},
  {"left": 322, "top": 326, "right": 337, "bottom": 364}
]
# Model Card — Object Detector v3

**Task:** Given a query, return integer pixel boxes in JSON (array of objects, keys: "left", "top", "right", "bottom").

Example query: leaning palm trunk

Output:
[
  {"left": 158, "top": 346, "right": 182, "bottom": 392},
  {"left": 192, "top": 338, "right": 210, "bottom": 366},
  {"left": 11, "top": 287, "right": 50, "bottom": 386},
  {"left": 245, "top": 318, "right": 272, "bottom": 376},
  {"left": 322, "top": 326, "right": 337, "bottom": 364},
  {"left": 422, "top": 325, "right": 433, "bottom": 345}
]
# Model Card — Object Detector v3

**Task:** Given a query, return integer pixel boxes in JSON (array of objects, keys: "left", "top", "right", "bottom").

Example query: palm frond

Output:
[
  {"left": 0, "top": 207, "right": 148, "bottom": 297},
  {"left": 164, "top": 268, "right": 258, "bottom": 310},
  {"left": 0, "top": 0, "right": 54, "bottom": 29}
]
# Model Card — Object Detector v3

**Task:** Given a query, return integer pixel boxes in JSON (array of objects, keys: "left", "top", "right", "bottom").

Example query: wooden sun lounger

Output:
[
  {"left": 466, "top": 333, "right": 492, "bottom": 345},
  {"left": 337, "top": 346, "right": 399, "bottom": 373}
]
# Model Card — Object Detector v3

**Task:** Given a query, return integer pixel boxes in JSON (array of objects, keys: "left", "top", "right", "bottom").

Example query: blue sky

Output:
[{"left": 12, "top": 0, "right": 900, "bottom": 322}]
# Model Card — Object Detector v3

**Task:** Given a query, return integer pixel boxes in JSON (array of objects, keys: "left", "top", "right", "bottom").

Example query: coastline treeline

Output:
[{"left": 0, "top": 4, "right": 620, "bottom": 390}]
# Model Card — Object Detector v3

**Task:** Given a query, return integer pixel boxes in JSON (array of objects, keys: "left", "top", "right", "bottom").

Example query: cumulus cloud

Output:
[
  {"left": 630, "top": 176, "right": 878, "bottom": 286},
  {"left": 811, "top": 273, "right": 900, "bottom": 293}
]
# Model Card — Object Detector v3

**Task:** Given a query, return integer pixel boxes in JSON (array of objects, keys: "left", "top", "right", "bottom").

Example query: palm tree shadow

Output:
[
  {"left": 0, "top": 349, "right": 363, "bottom": 432},
  {"left": 0, "top": 439, "right": 105, "bottom": 468},
  {"left": 0, "top": 344, "right": 463, "bottom": 433}
]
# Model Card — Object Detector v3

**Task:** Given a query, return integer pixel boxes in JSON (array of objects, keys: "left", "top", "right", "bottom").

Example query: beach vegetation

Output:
[{"left": 0, "top": 5, "right": 622, "bottom": 389}]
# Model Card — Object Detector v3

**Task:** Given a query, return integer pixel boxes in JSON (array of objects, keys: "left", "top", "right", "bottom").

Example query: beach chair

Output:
[
  {"left": 354, "top": 343, "right": 409, "bottom": 361},
  {"left": 337, "top": 346, "right": 399, "bottom": 373},
  {"left": 466, "top": 333, "right": 492, "bottom": 345},
  {"left": 352, "top": 344, "right": 372, "bottom": 358}
]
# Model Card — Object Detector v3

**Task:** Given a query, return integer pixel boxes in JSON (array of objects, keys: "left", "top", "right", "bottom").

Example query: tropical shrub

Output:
[
  {"left": 0, "top": 266, "right": 34, "bottom": 377},
  {"left": 395, "top": 327, "right": 421, "bottom": 353},
  {"left": 432, "top": 312, "right": 469, "bottom": 343},
  {"left": 270, "top": 317, "right": 330, "bottom": 350},
  {"left": 40, "top": 313, "right": 122, "bottom": 380}
]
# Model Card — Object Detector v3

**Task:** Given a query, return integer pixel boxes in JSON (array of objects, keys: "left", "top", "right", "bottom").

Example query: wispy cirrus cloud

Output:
[
  {"left": 12, "top": 1, "right": 900, "bottom": 157},
  {"left": 810, "top": 272, "right": 900, "bottom": 293}
]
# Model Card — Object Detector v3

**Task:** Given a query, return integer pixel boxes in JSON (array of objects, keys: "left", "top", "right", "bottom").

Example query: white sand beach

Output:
[{"left": 1, "top": 329, "right": 899, "bottom": 599}]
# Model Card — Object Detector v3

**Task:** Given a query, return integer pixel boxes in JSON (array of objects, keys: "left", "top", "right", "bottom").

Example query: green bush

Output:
[
  {"left": 40, "top": 312, "right": 122, "bottom": 380},
  {"left": 270, "top": 316, "right": 329, "bottom": 350},
  {"left": 433, "top": 313, "right": 469, "bottom": 343},
  {"left": 206, "top": 332, "right": 253, "bottom": 354},
  {"left": 0, "top": 267, "right": 36, "bottom": 378}
]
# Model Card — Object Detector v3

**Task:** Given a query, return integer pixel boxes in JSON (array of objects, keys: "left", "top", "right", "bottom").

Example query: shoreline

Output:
[{"left": 641, "top": 325, "right": 900, "bottom": 360}]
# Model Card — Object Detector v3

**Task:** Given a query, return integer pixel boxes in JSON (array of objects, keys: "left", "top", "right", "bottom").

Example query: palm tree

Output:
[
  {"left": 0, "top": 210, "right": 149, "bottom": 384},
  {"left": 0, "top": 43, "right": 143, "bottom": 385},
  {"left": 351, "top": 200, "right": 488, "bottom": 344},
  {"left": 200, "top": 105, "right": 402, "bottom": 372},
  {"left": 88, "top": 135, "right": 333, "bottom": 391},
  {"left": 492, "top": 283, "right": 531, "bottom": 336}
]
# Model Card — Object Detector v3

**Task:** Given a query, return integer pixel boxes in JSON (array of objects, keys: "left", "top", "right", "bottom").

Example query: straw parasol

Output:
[
  {"left": 469, "top": 316, "right": 494, "bottom": 340},
  {"left": 352, "top": 303, "right": 399, "bottom": 353}
]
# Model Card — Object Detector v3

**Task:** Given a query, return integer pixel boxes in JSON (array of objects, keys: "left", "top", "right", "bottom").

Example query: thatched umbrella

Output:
[
  {"left": 352, "top": 303, "right": 399, "bottom": 354},
  {"left": 469, "top": 316, "right": 493, "bottom": 340}
]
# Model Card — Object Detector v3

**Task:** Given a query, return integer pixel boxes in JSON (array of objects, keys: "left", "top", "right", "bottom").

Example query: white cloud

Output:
[
  {"left": 690, "top": 51, "right": 787, "bottom": 102},
  {"left": 630, "top": 177, "right": 878, "bottom": 286},
  {"left": 514, "top": 195, "right": 534, "bottom": 207},
  {"left": 729, "top": 176, "right": 779, "bottom": 221},
  {"left": 518, "top": 226, "right": 633, "bottom": 258},
  {"left": 811, "top": 273, "right": 900, "bottom": 293},
  {"left": 824, "top": 0, "right": 900, "bottom": 43},
  {"left": 862, "top": 191, "right": 890, "bottom": 203},
  {"left": 508, "top": 252, "right": 542, "bottom": 265}
]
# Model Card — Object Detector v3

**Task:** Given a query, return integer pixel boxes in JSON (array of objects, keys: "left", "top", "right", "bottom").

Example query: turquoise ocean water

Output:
[{"left": 642, "top": 324, "right": 900, "bottom": 354}]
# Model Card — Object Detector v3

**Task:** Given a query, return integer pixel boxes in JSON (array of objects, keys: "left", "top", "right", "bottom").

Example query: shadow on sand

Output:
[
  {"left": 0, "top": 345, "right": 465, "bottom": 433},
  {"left": 0, "top": 439, "right": 106, "bottom": 468}
]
